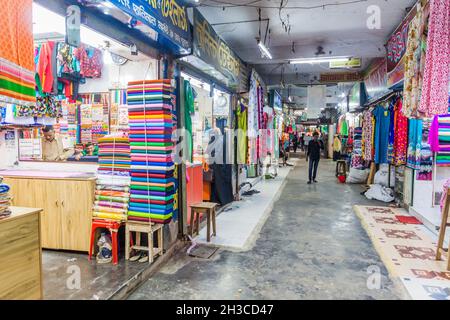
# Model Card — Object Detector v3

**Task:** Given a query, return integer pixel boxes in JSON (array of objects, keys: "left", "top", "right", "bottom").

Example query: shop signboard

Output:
[
  {"left": 386, "top": 6, "right": 417, "bottom": 88},
  {"left": 349, "top": 82, "right": 362, "bottom": 111},
  {"left": 364, "top": 58, "right": 389, "bottom": 102},
  {"left": 270, "top": 90, "right": 282, "bottom": 112},
  {"left": 320, "top": 72, "right": 361, "bottom": 84},
  {"left": 329, "top": 58, "right": 361, "bottom": 69},
  {"left": 193, "top": 9, "right": 245, "bottom": 90},
  {"left": 106, "top": 0, "right": 191, "bottom": 53}
]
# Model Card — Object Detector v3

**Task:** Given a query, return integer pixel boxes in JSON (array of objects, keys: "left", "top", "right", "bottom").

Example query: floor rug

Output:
[{"left": 354, "top": 205, "right": 450, "bottom": 300}]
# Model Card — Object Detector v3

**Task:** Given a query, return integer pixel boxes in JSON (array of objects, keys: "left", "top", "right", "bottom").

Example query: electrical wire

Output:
[{"left": 200, "top": 0, "right": 370, "bottom": 9}]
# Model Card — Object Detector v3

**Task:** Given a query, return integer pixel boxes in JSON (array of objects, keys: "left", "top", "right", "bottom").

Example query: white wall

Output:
[
  {"left": 79, "top": 59, "right": 158, "bottom": 93},
  {"left": 411, "top": 166, "right": 450, "bottom": 228}
]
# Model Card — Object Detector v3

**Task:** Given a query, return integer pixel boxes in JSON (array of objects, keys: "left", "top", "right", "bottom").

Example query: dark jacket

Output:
[{"left": 307, "top": 139, "right": 324, "bottom": 160}]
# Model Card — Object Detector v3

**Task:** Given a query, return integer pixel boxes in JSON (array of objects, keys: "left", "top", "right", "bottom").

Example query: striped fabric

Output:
[{"left": 127, "top": 80, "right": 176, "bottom": 224}]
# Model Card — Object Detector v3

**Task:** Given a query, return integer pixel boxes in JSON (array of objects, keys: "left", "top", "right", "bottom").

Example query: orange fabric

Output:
[
  {"left": 0, "top": 0, "right": 35, "bottom": 104},
  {"left": 0, "top": 0, "right": 34, "bottom": 71}
]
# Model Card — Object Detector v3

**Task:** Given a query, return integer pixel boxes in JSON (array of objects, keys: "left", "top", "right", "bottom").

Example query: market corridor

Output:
[{"left": 129, "top": 159, "right": 406, "bottom": 300}]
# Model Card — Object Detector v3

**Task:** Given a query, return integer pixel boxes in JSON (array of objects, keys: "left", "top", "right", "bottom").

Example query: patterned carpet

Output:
[{"left": 354, "top": 205, "right": 450, "bottom": 300}]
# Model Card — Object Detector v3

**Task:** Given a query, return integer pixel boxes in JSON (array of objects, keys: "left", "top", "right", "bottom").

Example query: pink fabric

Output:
[
  {"left": 429, "top": 115, "right": 440, "bottom": 152},
  {"left": 418, "top": 0, "right": 450, "bottom": 117}
]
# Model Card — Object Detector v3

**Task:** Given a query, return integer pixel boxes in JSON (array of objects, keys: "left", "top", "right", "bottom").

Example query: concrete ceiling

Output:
[{"left": 197, "top": 0, "right": 417, "bottom": 86}]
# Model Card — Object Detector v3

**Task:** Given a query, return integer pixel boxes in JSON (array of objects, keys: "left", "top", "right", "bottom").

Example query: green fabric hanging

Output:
[{"left": 184, "top": 80, "right": 195, "bottom": 162}]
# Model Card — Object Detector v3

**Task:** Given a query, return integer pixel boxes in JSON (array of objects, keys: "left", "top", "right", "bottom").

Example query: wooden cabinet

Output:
[
  {"left": 0, "top": 207, "right": 43, "bottom": 300},
  {"left": 3, "top": 176, "right": 95, "bottom": 252}
]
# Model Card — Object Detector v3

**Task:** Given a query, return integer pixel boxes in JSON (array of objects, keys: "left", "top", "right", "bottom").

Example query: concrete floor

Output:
[
  {"left": 43, "top": 250, "right": 148, "bottom": 300},
  {"left": 128, "top": 158, "right": 408, "bottom": 300}
]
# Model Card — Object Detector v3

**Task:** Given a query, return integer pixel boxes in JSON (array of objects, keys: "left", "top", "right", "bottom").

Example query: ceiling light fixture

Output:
[
  {"left": 289, "top": 56, "right": 351, "bottom": 65},
  {"left": 257, "top": 40, "right": 273, "bottom": 59}
]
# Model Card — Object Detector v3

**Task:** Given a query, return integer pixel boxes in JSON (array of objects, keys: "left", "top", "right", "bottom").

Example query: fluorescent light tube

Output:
[
  {"left": 258, "top": 41, "right": 273, "bottom": 59},
  {"left": 289, "top": 57, "right": 350, "bottom": 65}
]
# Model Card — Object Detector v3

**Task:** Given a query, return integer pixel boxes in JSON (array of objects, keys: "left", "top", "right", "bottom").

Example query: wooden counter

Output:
[
  {"left": 0, "top": 207, "right": 43, "bottom": 300},
  {"left": 2, "top": 171, "right": 96, "bottom": 252}
]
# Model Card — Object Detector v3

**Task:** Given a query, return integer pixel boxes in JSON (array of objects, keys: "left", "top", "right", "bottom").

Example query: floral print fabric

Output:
[
  {"left": 362, "top": 109, "right": 374, "bottom": 161},
  {"left": 418, "top": 0, "right": 450, "bottom": 118},
  {"left": 393, "top": 98, "right": 409, "bottom": 165}
]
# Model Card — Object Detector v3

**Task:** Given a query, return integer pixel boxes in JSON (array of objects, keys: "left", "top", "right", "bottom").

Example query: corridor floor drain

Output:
[{"left": 188, "top": 245, "right": 219, "bottom": 260}]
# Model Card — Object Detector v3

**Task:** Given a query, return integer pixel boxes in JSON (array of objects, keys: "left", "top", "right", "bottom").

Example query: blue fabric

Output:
[
  {"left": 373, "top": 105, "right": 391, "bottom": 164},
  {"left": 0, "top": 184, "right": 10, "bottom": 194},
  {"left": 407, "top": 118, "right": 423, "bottom": 169},
  {"left": 387, "top": 100, "right": 396, "bottom": 163}
]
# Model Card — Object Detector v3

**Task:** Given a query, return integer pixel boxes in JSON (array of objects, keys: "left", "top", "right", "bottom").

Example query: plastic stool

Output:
[{"left": 89, "top": 219, "right": 123, "bottom": 265}]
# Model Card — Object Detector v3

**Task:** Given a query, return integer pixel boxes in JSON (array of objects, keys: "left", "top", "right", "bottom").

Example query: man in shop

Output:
[
  {"left": 74, "top": 142, "right": 98, "bottom": 160},
  {"left": 41, "top": 125, "right": 74, "bottom": 161},
  {"left": 306, "top": 132, "right": 324, "bottom": 184}
]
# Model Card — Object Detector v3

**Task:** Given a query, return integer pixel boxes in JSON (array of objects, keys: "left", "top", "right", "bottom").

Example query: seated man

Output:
[
  {"left": 74, "top": 143, "right": 98, "bottom": 161},
  {"left": 41, "top": 125, "right": 74, "bottom": 161}
]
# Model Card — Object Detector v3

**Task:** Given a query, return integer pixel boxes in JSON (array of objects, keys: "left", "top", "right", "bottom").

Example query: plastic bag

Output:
[
  {"left": 373, "top": 164, "right": 395, "bottom": 187},
  {"left": 346, "top": 168, "right": 369, "bottom": 184},
  {"left": 96, "top": 232, "right": 112, "bottom": 264},
  {"left": 364, "top": 184, "right": 395, "bottom": 203}
]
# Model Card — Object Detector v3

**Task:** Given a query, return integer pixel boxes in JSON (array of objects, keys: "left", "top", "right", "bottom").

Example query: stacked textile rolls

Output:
[
  {"left": 93, "top": 134, "right": 131, "bottom": 221},
  {"left": 0, "top": 177, "right": 11, "bottom": 219},
  {"left": 430, "top": 115, "right": 450, "bottom": 167},
  {"left": 127, "top": 80, "right": 175, "bottom": 224},
  {"left": 97, "top": 135, "right": 131, "bottom": 174}
]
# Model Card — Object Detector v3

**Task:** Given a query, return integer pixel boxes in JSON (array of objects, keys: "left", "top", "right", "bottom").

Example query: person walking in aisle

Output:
[
  {"left": 292, "top": 133, "right": 299, "bottom": 153},
  {"left": 306, "top": 132, "right": 324, "bottom": 184},
  {"left": 299, "top": 134, "right": 305, "bottom": 151}
]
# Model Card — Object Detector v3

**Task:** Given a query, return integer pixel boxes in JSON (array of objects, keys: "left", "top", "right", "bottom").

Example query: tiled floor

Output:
[{"left": 354, "top": 205, "right": 450, "bottom": 300}]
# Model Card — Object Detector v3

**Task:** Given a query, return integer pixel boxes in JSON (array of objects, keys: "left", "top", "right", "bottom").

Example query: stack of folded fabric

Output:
[
  {"left": 127, "top": 80, "right": 175, "bottom": 224},
  {"left": 0, "top": 177, "right": 12, "bottom": 219},
  {"left": 93, "top": 134, "right": 131, "bottom": 221},
  {"left": 97, "top": 134, "right": 131, "bottom": 174},
  {"left": 430, "top": 115, "right": 450, "bottom": 167}
]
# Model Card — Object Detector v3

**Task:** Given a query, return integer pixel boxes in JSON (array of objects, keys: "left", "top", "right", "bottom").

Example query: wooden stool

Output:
[
  {"left": 336, "top": 160, "right": 347, "bottom": 177},
  {"left": 436, "top": 188, "right": 450, "bottom": 270},
  {"left": 125, "top": 221, "right": 163, "bottom": 264},
  {"left": 89, "top": 219, "right": 123, "bottom": 265},
  {"left": 190, "top": 202, "right": 218, "bottom": 242}
]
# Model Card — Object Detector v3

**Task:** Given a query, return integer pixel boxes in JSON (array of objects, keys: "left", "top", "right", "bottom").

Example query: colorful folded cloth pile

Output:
[
  {"left": 93, "top": 134, "right": 131, "bottom": 221},
  {"left": 97, "top": 134, "right": 131, "bottom": 174},
  {"left": 430, "top": 115, "right": 450, "bottom": 166},
  {"left": 0, "top": 177, "right": 12, "bottom": 219},
  {"left": 127, "top": 80, "right": 175, "bottom": 224}
]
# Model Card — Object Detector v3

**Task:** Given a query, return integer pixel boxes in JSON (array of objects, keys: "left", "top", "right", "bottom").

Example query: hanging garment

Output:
[
  {"left": 36, "top": 41, "right": 56, "bottom": 94},
  {"left": 418, "top": 0, "right": 450, "bottom": 117},
  {"left": 407, "top": 118, "right": 423, "bottom": 169},
  {"left": 362, "top": 109, "right": 374, "bottom": 161},
  {"left": 74, "top": 45, "right": 103, "bottom": 78},
  {"left": 236, "top": 102, "right": 248, "bottom": 165},
  {"left": 184, "top": 80, "right": 195, "bottom": 163},
  {"left": 373, "top": 105, "right": 391, "bottom": 164},
  {"left": 393, "top": 98, "right": 409, "bottom": 165},
  {"left": 387, "top": 99, "right": 396, "bottom": 163},
  {"left": 210, "top": 164, "right": 234, "bottom": 206},
  {"left": 402, "top": 3, "right": 423, "bottom": 118}
]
